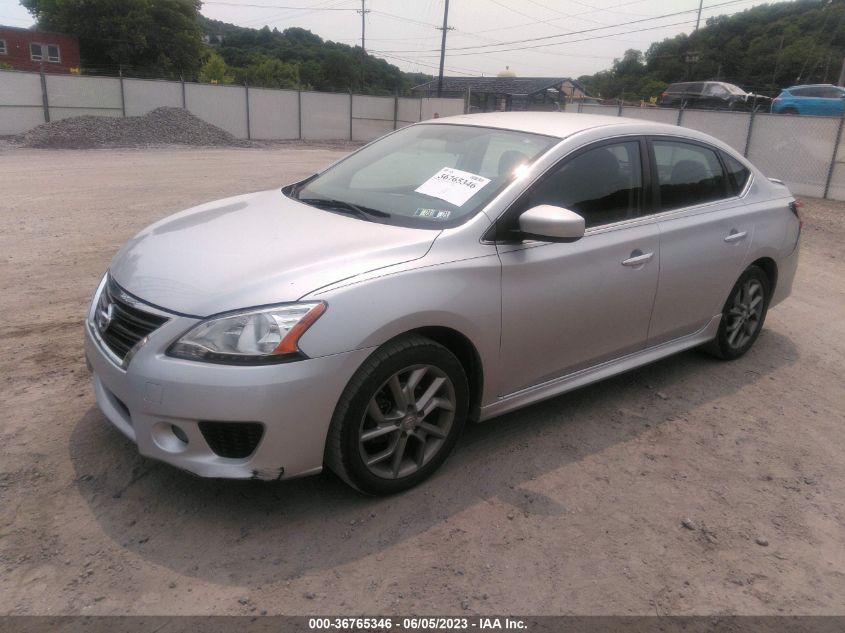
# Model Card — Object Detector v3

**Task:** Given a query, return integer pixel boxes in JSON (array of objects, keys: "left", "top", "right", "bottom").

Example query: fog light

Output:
[
  {"left": 151, "top": 421, "right": 189, "bottom": 453},
  {"left": 171, "top": 424, "right": 189, "bottom": 444}
]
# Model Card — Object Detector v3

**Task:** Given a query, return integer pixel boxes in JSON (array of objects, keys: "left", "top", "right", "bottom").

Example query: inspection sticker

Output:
[
  {"left": 414, "top": 208, "right": 452, "bottom": 220},
  {"left": 415, "top": 167, "right": 491, "bottom": 207}
]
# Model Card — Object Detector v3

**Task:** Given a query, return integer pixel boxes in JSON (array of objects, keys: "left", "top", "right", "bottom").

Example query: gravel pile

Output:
[{"left": 18, "top": 107, "right": 253, "bottom": 149}]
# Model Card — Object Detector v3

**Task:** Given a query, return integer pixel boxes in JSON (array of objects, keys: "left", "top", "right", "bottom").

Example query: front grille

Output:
[
  {"left": 96, "top": 278, "right": 169, "bottom": 361},
  {"left": 198, "top": 421, "right": 264, "bottom": 459}
]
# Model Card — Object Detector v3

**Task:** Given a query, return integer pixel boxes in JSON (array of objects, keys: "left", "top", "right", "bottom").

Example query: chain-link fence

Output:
[{"left": 569, "top": 101, "right": 843, "bottom": 200}]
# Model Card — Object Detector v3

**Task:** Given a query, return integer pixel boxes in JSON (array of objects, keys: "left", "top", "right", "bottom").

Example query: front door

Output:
[{"left": 496, "top": 138, "right": 660, "bottom": 396}]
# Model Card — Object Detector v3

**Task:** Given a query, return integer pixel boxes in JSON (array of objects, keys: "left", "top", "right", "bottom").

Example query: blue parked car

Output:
[{"left": 771, "top": 84, "right": 845, "bottom": 116}]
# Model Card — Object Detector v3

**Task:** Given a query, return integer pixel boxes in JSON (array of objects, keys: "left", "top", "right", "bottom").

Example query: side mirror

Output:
[{"left": 518, "top": 205, "right": 585, "bottom": 242}]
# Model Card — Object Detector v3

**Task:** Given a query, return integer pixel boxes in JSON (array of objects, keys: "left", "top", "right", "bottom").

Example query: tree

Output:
[
  {"left": 244, "top": 56, "right": 299, "bottom": 89},
  {"left": 198, "top": 51, "right": 234, "bottom": 84},
  {"left": 578, "top": 0, "right": 845, "bottom": 100},
  {"left": 20, "top": 0, "right": 205, "bottom": 76}
]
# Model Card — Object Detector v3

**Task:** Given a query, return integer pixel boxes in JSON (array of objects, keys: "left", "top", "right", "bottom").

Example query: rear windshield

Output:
[{"left": 288, "top": 124, "right": 557, "bottom": 229}]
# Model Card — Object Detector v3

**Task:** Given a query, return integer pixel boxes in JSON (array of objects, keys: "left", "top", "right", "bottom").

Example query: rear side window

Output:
[
  {"left": 652, "top": 140, "right": 727, "bottom": 210},
  {"left": 525, "top": 140, "right": 643, "bottom": 228},
  {"left": 722, "top": 152, "right": 751, "bottom": 195}
]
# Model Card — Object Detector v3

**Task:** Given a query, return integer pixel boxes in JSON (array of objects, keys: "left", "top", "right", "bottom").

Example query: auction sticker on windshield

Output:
[{"left": 415, "top": 167, "right": 491, "bottom": 207}]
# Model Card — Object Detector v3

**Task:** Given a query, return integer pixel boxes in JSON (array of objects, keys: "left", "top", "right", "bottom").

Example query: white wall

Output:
[
  {"left": 0, "top": 70, "right": 44, "bottom": 134},
  {"left": 301, "top": 91, "right": 350, "bottom": 140},
  {"left": 124, "top": 78, "right": 182, "bottom": 117},
  {"left": 248, "top": 88, "right": 299, "bottom": 140},
  {"left": 185, "top": 82, "right": 248, "bottom": 138}
]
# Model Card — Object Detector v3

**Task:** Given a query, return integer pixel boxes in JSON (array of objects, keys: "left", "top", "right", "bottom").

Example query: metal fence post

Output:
[
  {"left": 419, "top": 97, "right": 423, "bottom": 121},
  {"left": 677, "top": 104, "right": 684, "bottom": 126},
  {"left": 118, "top": 67, "right": 126, "bottom": 118},
  {"left": 617, "top": 98, "right": 623, "bottom": 116},
  {"left": 577, "top": 100, "right": 583, "bottom": 113},
  {"left": 39, "top": 64, "right": 50, "bottom": 123},
  {"left": 393, "top": 92, "right": 399, "bottom": 130},
  {"left": 180, "top": 74, "right": 186, "bottom": 109},
  {"left": 824, "top": 111, "right": 845, "bottom": 199},
  {"left": 297, "top": 90, "right": 302, "bottom": 140},
  {"left": 244, "top": 80, "right": 251, "bottom": 140},
  {"left": 349, "top": 91, "right": 353, "bottom": 141},
  {"left": 743, "top": 109, "right": 756, "bottom": 158}
]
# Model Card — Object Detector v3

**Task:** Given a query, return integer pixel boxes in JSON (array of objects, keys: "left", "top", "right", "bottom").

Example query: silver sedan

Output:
[{"left": 85, "top": 112, "right": 801, "bottom": 494}]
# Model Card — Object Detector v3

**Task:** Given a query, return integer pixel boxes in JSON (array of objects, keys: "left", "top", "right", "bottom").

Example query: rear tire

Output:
[
  {"left": 704, "top": 265, "right": 771, "bottom": 360},
  {"left": 324, "top": 334, "right": 468, "bottom": 495}
]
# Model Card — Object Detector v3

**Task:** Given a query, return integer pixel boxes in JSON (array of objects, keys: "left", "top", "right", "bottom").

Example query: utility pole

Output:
[
  {"left": 436, "top": 0, "right": 453, "bottom": 97},
  {"left": 694, "top": 0, "right": 704, "bottom": 31},
  {"left": 358, "top": 0, "right": 369, "bottom": 92}
]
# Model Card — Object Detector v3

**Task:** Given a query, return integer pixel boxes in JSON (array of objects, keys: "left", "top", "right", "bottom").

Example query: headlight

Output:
[{"left": 167, "top": 302, "right": 326, "bottom": 365}]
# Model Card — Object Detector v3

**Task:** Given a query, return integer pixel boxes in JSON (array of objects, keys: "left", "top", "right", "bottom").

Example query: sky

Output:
[{"left": 0, "top": 0, "right": 781, "bottom": 77}]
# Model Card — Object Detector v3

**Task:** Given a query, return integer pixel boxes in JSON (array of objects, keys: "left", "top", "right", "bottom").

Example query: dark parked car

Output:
[
  {"left": 658, "top": 81, "right": 772, "bottom": 111},
  {"left": 771, "top": 84, "right": 845, "bottom": 117}
]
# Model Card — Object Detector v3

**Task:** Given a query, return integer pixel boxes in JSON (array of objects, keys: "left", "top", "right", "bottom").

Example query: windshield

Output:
[{"left": 289, "top": 123, "right": 558, "bottom": 229}]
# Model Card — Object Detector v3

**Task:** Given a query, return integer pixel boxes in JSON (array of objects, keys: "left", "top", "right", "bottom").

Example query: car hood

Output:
[{"left": 109, "top": 190, "right": 439, "bottom": 316}]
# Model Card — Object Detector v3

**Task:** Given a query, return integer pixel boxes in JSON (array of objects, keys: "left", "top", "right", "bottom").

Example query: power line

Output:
[
  {"left": 372, "top": 17, "right": 701, "bottom": 59},
  {"left": 203, "top": 1, "right": 358, "bottom": 9},
  {"left": 371, "top": 0, "right": 756, "bottom": 54}
]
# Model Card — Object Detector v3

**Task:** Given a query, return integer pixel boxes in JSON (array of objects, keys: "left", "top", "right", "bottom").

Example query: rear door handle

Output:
[
  {"left": 621, "top": 251, "right": 654, "bottom": 267},
  {"left": 724, "top": 230, "right": 747, "bottom": 243}
]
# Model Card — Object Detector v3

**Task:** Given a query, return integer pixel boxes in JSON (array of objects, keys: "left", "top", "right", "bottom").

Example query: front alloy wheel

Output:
[
  {"left": 325, "top": 334, "right": 468, "bottom": 494},
  {"left": 359, "top": 364, "right": 456, "bottom": 480}
]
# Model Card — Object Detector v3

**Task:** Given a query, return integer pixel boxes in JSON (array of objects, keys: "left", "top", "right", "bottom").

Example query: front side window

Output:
[
  {"left": 47, "top": 44, "right": 60, "bottom": 62},
  {"left": 521, "top": 140, "right": 643, "bottom": 229},
  {"left": 653, "top": 140, "right": 727, "bottom": 210},
  {"left": 292, "top": 124, "right": 557, "bottom": 229},
  {"left": 30, "top": 42, "right": 43, "bottom": 61}
]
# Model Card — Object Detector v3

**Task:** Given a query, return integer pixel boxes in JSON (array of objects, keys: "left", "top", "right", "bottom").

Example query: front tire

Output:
[
  {"left": 705, "top": 265, "right": 771, "bottom": 360},
  {"left": 324, "top": 334, "right": 469, "bottom": 495}
]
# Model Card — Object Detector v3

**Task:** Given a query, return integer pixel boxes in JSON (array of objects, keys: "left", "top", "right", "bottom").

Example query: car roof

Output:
[
  {"left": 424, "top": 111, "right": 683, "bottom": 140},
  {"left": 785, "top": 84, "right": 841, "bottom": 89}
]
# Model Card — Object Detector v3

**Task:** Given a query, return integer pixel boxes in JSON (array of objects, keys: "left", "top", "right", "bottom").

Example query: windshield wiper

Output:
[{"left": 297, "top": 197, "right": 391, "bottom": 220}]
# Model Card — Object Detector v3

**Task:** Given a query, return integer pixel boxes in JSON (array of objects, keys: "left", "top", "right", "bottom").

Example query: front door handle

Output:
[
  {"left": 621, "top": 250, "right": 654, "bottom": 267},
  {"left": 724, "top": 230, "right": 748, "bottom": 243}
]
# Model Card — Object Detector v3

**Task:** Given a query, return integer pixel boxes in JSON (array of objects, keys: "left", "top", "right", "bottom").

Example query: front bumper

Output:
[{"left": 84, "top": 313, "right": 374, "bottom": 480}]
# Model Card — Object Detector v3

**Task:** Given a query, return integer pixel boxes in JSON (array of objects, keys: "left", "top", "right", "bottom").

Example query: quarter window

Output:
[
  {"left": 523, "top": 140, "right": 643, "bottom": 228},
  {"left": 653, "top": 140, "right": 727, "bottom": 210},
  {"left": 30, "top": 42, "right": 43, "bottom": 61},
  {"left": 722, "top": 152, "right": 751, "bottom": 195}
]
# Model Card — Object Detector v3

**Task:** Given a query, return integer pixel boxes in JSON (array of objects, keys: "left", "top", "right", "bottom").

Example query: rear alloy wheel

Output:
[
  {"left": 325, "top": 335, "right": 468, "bottom": 494},
  {"left": 705, "top": 265, "right": 771, "bottom": 360}
]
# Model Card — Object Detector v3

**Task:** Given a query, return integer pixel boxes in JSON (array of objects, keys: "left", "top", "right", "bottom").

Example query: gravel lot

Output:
[{"left": 1, "top": 144, "right": 844, "bottom": 616}]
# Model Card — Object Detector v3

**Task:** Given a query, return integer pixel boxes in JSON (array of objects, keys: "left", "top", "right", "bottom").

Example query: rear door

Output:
[
  {"left": 495, "top": 138, "right": 660, "bottom": 395},
  {"left": 647, "top": 138, "right": 752, "bottom": 345}
]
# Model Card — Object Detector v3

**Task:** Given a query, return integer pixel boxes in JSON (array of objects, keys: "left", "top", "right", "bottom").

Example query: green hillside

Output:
[
  {"left": 578, "top": 0, "right": 845, "bottom": 100},
  {"left": 199, "top": 16, "right": 430, "bottom": 95}
]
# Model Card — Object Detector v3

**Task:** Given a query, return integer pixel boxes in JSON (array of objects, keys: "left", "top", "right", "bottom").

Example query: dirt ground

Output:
[{"left": 1, "top": 144, "right": 844, "bottom": 617}]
